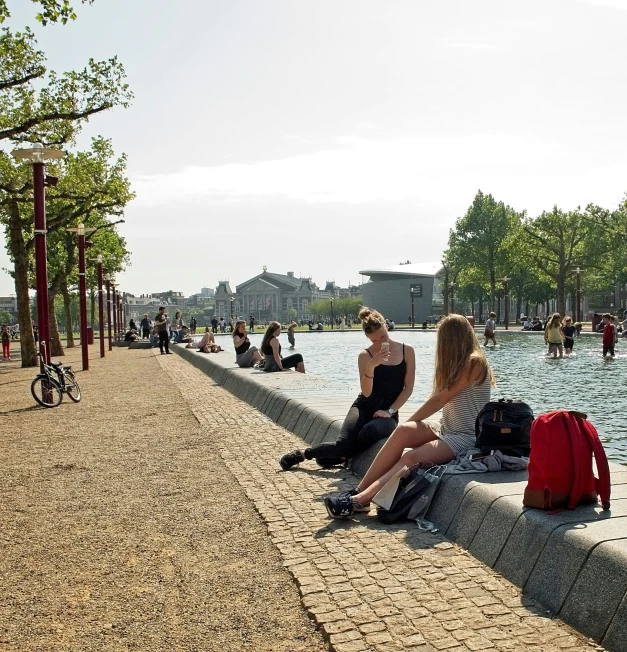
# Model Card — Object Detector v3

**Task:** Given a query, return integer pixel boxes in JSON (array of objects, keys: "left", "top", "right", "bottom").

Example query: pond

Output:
[{"left": 217, "top": 329, "right": 627, "bottom": 465}]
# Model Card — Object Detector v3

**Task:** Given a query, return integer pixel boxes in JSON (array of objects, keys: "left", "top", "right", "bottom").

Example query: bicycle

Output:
[{"left": 31, "top": 352, "right": 82, "bottom": 408}]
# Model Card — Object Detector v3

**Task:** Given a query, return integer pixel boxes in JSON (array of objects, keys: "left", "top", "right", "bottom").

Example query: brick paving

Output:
[{"left": 160, "top": 350, "right": 606, "bottom": 652}]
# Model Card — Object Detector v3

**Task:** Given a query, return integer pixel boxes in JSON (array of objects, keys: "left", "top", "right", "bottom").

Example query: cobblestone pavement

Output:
[{"left": 160, "top": 351, "right": 607, "bottom": 652}]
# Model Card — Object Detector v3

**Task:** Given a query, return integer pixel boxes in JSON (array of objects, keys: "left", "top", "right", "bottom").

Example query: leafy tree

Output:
[
  {"left": 522, "top": 206, "right": 600, "bottom": 316},
  {"left": 0, "top": 308, "right": 12, "bottom": 323},
  {"left": 287, "top": 307, "right": 297, "bottom": 322},
  {"left": 0, "top": 0, "right": 94, "bottom": 25},
  {"left": 447, "top": 191, "right": 522, "bottom": 312},
  {"left": 0, "top": 24, "right": 131, "bottom": 366}
]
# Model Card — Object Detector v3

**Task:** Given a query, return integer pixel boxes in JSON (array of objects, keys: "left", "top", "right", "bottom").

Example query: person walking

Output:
[
  {"left": 484, "top": 312, "right": 497, "bottom": 347},
  {"left": 602, "top": 313, "right": 615, "bottom": 358},
  {"left": 154, "top": 306, "right": 171, "bottom": 355},
  {"left": 544, "top": 313, "right": 564, "bottom": 358},
  {"left": 1, "top": 324, "right": 11, "bottom": 360},
  {"left": 211, "top": 316, "right": 219, "bottom": 334},
  {"left": 279, "top": 307, "right": 415, "bottom": 471},
  {"left": 287, "top": 321, "right": 297, "bottom": 349},
  {"left": 140, "top": 314, "right": 150, "bottom": 340}
]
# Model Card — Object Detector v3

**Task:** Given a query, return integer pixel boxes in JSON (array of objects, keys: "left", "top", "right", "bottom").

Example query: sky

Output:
[{"left": 1, "top": 0, "right": 627, "bottom": 297}]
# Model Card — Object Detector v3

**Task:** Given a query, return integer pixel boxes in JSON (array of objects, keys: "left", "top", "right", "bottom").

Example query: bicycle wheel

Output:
[
  {"left": 63, "top": 370, "right": 82, "bottom": 403},
  {"left": 31, "top": 375, "right": 63, "bottom": 408}
]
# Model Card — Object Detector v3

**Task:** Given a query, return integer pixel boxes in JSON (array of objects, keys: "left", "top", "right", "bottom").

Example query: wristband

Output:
[{"left": 364, "top": 373, "right": 373, "bottom": 379}]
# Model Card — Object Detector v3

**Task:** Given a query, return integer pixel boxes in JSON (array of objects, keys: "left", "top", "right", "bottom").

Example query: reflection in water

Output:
[{"left": 240, "top": 329, "right": 626, "bottom": 465}]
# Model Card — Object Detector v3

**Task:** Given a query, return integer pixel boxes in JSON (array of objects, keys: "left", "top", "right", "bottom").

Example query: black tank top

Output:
[
  {"left": 234, "top": 337, "right": 250, "bottom": 355},
  {"left": 356, "top": 343, "right": 407, "bottom": 411},
  {"left": 262, "top": 338, "right": 280, "bottom": 356}
]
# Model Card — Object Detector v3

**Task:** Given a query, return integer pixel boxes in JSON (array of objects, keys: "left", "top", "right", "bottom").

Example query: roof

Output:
[{"left": 359, "top": 262, "right": 443, "bottom": 278}]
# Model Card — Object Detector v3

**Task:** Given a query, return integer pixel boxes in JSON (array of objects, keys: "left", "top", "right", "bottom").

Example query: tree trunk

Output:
[
  {"left": 516, "top": 295, "right": 523, "bottom": 322},
  {"left": 62, "top": 282, "right": 75, "bottom": 348},
  {"left": 557, "top": 276, "right": 566, "bottom": 316},
  {"left": 6, "top": 199, "right": 37, "bottom": 367},
  {"left": 47, "top": 291, "right": 64, "bottom": 356}
]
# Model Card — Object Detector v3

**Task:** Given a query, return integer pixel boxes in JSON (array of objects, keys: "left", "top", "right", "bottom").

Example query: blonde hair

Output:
[
  {"left": 433, "top": 314, "right": 494, "bottom": 392},
  {"left": 358, "top": 307, "right": 385, "bottom": 334},
  {"left": 547, "top": 313, "right": 561, "bottom": 328}
]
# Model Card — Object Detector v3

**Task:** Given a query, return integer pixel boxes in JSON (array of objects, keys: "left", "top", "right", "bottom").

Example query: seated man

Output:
[
  {"left": 523, "top": 318, "right": 533, "bottom": 330},
  {"left": 177, "top": 325, "right": 193, "bottom": 343}
]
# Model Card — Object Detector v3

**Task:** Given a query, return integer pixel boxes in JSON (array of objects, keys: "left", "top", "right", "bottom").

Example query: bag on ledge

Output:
[
  {"left": 475, "top": 398, "right": 533, "bottom": 458},
  {"left": 523, "top": 410, "right": 611, "bottom": 511}
]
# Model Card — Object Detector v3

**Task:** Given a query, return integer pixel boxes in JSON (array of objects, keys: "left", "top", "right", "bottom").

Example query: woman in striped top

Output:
[{"left": 325, "top": 313, "right": 495, "bottom": 519}]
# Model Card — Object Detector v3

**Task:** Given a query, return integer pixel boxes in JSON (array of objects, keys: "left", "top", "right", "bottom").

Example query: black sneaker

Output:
[
  {"left": 279, "top": 450, "right": 305, "bottom": 471},
  {"left": 343, "top": 488, "right": 370, "bottom": 513},
  {"left": 324, "top": 493, "right": 356, "bottom": 518}
]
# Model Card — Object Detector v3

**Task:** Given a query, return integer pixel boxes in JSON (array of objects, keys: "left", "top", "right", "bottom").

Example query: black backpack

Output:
[{"left": 475, "top": 398, "right": 534, "bottom": 458}]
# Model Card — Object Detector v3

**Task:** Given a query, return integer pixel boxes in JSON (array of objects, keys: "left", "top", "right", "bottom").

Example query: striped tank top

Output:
[{"left": 440, "top": 373, "right": 492, "bottom": 437}]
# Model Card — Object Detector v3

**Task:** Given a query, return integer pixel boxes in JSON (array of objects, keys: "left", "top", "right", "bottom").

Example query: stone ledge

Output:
[{"left": 170, "top": 343, "right": 626, "bottom": 652}]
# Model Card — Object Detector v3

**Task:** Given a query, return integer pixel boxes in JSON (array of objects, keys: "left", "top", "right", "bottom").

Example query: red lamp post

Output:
[
  {"left": 96, "top": 255, "right": 105, "bottom": 358},
  {"left": 105, "top": 274, "right": 113, "bottom": 351},
  {"left": 111, "top": 284, "right": 118, "bottom": 341},
  {"left": 67, "top": 223, "right": 95, "bottom": 371},
  {"left": 11, "top": 144, "right": 65, "bottom": 368}
]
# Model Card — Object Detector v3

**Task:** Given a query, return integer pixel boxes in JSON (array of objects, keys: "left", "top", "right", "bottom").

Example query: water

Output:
[{"left": 216, "top": 329, "right": 627, "bottom": 465}]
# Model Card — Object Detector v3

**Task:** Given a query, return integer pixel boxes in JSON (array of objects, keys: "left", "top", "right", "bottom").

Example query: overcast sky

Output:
[{"left": 1, "top": 0, "right": 627, "bottom": 297}]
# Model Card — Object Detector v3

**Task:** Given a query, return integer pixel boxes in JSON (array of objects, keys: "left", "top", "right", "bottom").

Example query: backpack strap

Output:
[
  {"left": 560, "top": 412, "right": 586, "bottom": 510},
  {"left": 570, "top": 411, "right": 611, "bottom": 510}
]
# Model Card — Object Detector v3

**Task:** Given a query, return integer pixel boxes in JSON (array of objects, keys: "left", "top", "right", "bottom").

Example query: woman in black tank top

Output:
[{"left": 279, "top": 308, "right": 415, "bottom": 471}]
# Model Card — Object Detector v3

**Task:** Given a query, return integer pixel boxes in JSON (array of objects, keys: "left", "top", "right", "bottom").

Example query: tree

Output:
[
  {"left": 447, "top": 191, "right": 522, "bottom": 311},
  {"left": 0, "top": 25, "right": 131, "bottom": 366},
  {"left": 522, "top": 206, "right": 599, "bottom": 316},
  {"left": 0, "top": 308, "right": 12, "bottom": 324},
  {"left": 0, "top": 0, "right": 94, "bottom": 25}
]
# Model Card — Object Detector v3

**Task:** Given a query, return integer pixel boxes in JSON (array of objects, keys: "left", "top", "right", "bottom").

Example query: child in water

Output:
[
  {"left": 544, "top": 313, "right": 564, "bottom": 358},
  {"left": 484, "top": 312, "right": 497, "bottom": 347},
  {"left": 287, "top": 321, "right": 298, "bottom": 349},
  {"left": 561, "top": 316, "right": 577, "bottom": 355}
]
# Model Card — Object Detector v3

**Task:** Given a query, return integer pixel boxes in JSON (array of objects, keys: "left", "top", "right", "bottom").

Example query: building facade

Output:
[
  {"left": 214, "top": 269, "right": 341, "bottom": 324},
  {"left": 359, "top": 263, "right": 444, "bottom": 323}
]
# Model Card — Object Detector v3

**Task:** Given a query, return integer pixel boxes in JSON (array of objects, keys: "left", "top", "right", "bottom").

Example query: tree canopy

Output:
[{"left": 0, "top": 0, "right": 94, "bottom": 26}]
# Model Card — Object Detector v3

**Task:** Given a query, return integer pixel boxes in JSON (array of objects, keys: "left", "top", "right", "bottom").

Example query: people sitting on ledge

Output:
[
  {"left": 261, "top": 321, "right": 305, "bottom": 373},
  {"left": 124, "top": 328, "right": 139, "bottom": 343},
  {"left": 279, "top": 307, "right": 414, "bottom": 471},
  {"left": 193, "top": 327, "right": 223, "bottom": 353}
]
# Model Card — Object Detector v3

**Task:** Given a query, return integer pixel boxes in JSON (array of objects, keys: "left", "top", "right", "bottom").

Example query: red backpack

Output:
[{"left": 524, "top": 410, "right": 611, "bottom": 511}]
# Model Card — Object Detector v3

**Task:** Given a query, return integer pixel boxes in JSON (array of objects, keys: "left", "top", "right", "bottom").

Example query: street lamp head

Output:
[
  {"left": 11, "top": 143, "right": 65, "bottom": 163},
  {"left": 77, "top": 223, "right": 85, "bottom": 236},
  {"left": 96, "top": 255, "right": 103, "bottom": 264}
]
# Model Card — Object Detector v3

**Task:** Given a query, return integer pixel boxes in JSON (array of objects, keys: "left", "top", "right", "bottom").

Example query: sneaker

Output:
[
  {"left": 325, "top": 493, "right": 365, "bottom": 519},
  {"left": 280, "top": 449, "right": 305, "bottom": 471},
  {"left": 343, "top": 489, "right": 370, "bottom": 513}
]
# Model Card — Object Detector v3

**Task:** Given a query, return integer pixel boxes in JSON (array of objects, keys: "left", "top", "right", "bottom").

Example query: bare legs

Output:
[{"left": 352, "top": 421, "right": 455, "bottom": 505}]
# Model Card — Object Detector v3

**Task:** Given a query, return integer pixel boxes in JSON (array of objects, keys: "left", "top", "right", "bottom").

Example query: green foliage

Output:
[
  {"left": 0, "top": 27, "right": 132, "bottom": 146},
  {"left": 0, "top": 308, "right": 12, "bottom": 323},
  {"left": 287, "top": 306, "right": 297, "bottom": 321},
  {"left": 308, "top": 297, "right": 363, "bottom": 319},
  {"left": 445, "top": 190, "right": 627, "bottom": 317},
  {"left": 0, "top": 0, "right": 94, "bottom": 26},
  {"left": 447, "top": 190, "right": 522, "bottom": 311}
]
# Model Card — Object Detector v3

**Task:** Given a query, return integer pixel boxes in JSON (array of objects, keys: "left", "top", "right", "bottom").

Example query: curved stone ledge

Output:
[{"left": 171, "top": 343, "right": 627, "bottom": 651}]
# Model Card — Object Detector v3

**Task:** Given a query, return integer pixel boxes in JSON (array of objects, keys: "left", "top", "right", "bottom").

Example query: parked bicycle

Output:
[{"left": 31, "top": 352, "right": 82, "bottom": 408}]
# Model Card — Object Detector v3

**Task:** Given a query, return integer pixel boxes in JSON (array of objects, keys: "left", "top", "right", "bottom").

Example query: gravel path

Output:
[{"left": 0, "top": 342, "right": 327, "bottom": 652}]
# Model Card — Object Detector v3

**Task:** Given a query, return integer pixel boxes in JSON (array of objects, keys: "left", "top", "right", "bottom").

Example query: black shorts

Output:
[
  {"left": 603, "top": 345, "right": 615, "bottom": 356},
  {"left": 564, "top": 338, "right": 574, "bottom": 349}
]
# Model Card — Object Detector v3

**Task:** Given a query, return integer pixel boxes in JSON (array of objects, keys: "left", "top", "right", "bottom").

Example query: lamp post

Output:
[
  {"left": 105, "top": 274, "right": 113, "bottom": 351},
  {"left": 96, "top": 256, "right": 105, "bottom": 358},
  {"left": 12, "top": 144, "right": 65, "bottom": 367},
  {"left": 450, "top": 283, "right": 457, "bottom": 315},
  {"left": 410, "top": 287, "right": 415, "bottom": 327},
  {"left": 111, "top": 283, "right": 118, "bottom": 341},
  {"left": 229, "top": 296, "right": 235, "bottom": 328},
  {"left": 67, "top": 223, "right": 96, "bottom": 370},
  {"left": 330, "top": 297, "right": 334, "bottom": 329},
  {"left": 501, "top": 277, "right": 511, "bottom": 330},
  {"left": 117, "top": 293, "right": 122, "bottom": 335}
]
